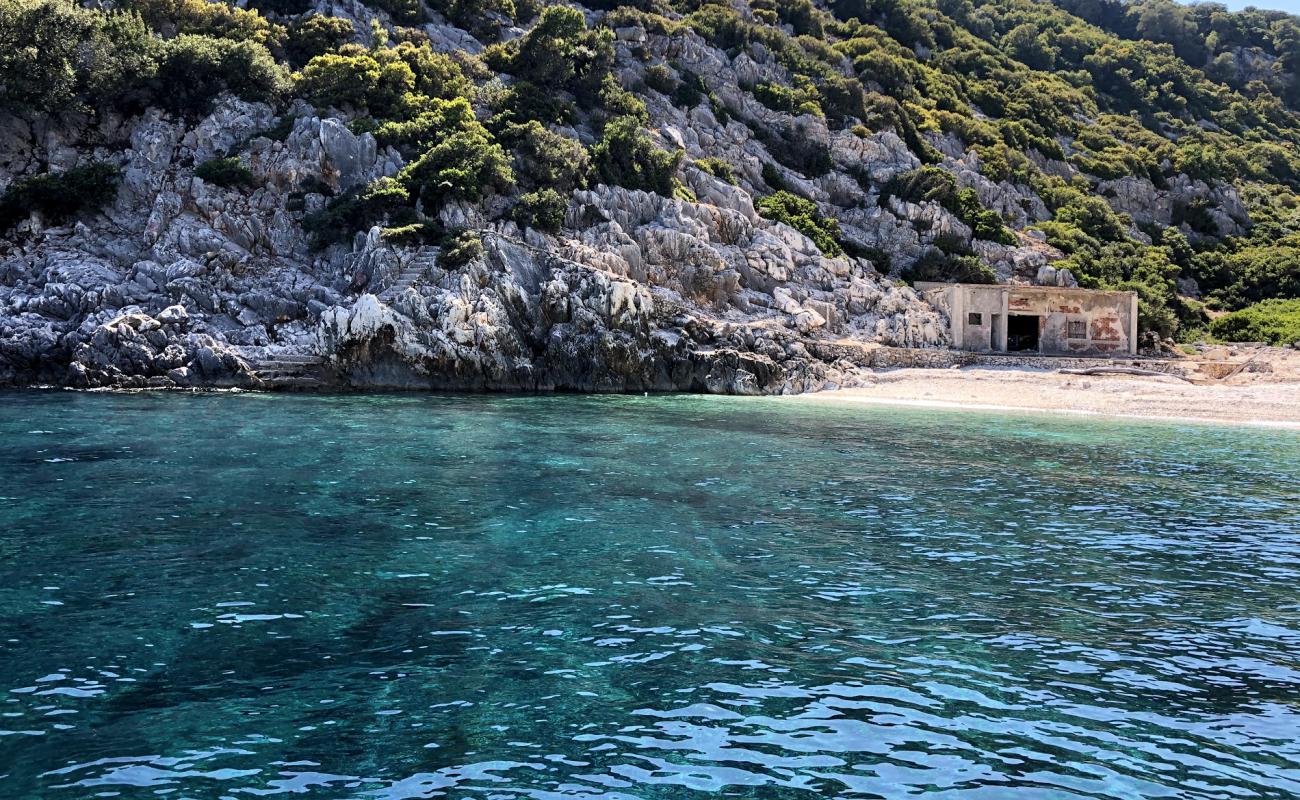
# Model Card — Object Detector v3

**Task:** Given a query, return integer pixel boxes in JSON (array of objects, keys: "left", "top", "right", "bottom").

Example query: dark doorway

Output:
[{"left": 1007, "top": 314, "right": 1040, "bottom": 352}]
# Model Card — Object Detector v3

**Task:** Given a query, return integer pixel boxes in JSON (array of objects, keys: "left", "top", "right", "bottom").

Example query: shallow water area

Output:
[{"left": 1, "top": 391, "right": 1298, "bottom": 799}]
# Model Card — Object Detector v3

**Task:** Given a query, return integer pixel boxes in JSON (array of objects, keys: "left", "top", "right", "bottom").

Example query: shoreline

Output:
[
  {"left": 4, "top": 365, "right": 1299, "bottom": 430},
  {"left": 801, "top": 366, "right": 1300, "bottom": 430}
]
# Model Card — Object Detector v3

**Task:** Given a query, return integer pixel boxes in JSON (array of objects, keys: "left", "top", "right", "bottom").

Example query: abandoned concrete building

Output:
[{"left": 917, "top": 283, "right": 1139, "bottom": 356}]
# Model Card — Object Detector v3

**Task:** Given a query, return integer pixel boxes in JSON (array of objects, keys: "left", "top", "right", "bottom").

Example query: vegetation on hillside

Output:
[
  {"left": 1210, "top": 299, "right": 1300, "bottom": 345},
  {"left": 3, "top": 0, "right": 1300, "bottom": 343}
]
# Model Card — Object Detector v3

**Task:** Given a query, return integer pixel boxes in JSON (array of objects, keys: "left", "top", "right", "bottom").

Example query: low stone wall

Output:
[{"left": 857, "top": 346, "right": 1187, "bottom": 375}]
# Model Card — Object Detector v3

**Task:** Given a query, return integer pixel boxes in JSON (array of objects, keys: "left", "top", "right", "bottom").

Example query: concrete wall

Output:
[{"left": 918, "top": 283, "right": 1138, "bottom": 356}]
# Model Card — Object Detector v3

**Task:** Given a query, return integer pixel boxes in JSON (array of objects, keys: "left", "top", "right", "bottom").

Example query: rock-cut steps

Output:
[
  {"left": 377, "top": 255, "right": 437, "bottom": 302},
  {"left": 244, "top": 351, "right": 332, "bottom": 390}
]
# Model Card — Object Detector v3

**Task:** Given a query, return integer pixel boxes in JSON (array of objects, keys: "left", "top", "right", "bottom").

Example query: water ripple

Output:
[{"left": 0, "top": 392, "right": 1297, "bottom": 798}]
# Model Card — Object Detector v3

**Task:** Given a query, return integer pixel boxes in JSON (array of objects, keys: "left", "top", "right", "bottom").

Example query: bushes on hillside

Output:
[
  {"left": 296, "top": 51, "right": 413, "bottom": 117},
  {"left": 508, "top": 121, "right": 590, "bottom": 192},
  {"left": 686, "top": 4, "right": 749, "bottom": 51},
  {"left": 0, "top": 0, "right": 158, "bottom": 111},
  {"left": 0, "top": 162, "right": 121, "bottom": 233},
  {"left": 399, "top": 129, "right": 514, "bottom": 208},
  {"left": 513, "top": 188, "right": 567, "bottom": 232},
  {"left": 882, "top": 167, "right": 1014, "bottom": 244},
  {"left": 489, "top": 6, "right": 613, "bottom": 102},
  {"left": 490, "top": 80, "right": 576, "bottom": 128},
  {"left": 430, "top": 0, "right": 516, "bottom": 39},
  {"left": 900, "top": 250, "right": 996, "bottom": 285},
  {"left": 1209, "top": 299, "right": 1300, "bottom": 345},
  {"left": 365, "top": 0, "right": 424, "bottom": 25},
  {"left": 156, "top": 34, "right": 287, "bottom": 114},
  {"left": 374, "top": 96, "right": 479, "bottom": 151},
  {"left": 753, "top": 80, "right": 823, "bottom": 117},
  {"left": 756, "top": 191, "right": 843, "bottom": 257},
  {"left": 1194, "top": 242, "right": 1300, "bottom": 311},
  {"left": 285, "top": 15, "right": 355, "bottom": 67},
  {"left": 127, "top": 0, "right": 283, "bottom": 48},
  {"left": 304, "top": 177, "right": 411, "bottom": 246},
  {"left": 195, "top": 157, "right": 254, "bottom": 188},
  {"left": 440, "top": 229, "right": 484, "bottom": 267},
  {"left": 391, "top": 41, "right": 472, "bottom": 100},
  {"left": 695, "top": 157, "right": 735, "bottom": 184},
  {"left": 591, "top": 116, "right": 681, "bottom": 197}
]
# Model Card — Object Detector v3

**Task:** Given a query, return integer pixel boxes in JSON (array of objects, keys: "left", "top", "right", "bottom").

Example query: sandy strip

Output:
[{"left": 800, "top": 367, "right": 1300, "bottom": 429}]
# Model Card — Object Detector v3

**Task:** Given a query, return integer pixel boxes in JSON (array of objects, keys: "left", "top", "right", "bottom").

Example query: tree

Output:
[
  {"left": 155, "top": 34, "right": 287, "bottom": 114},
  {"left": 296, "top": 51, "right": 413, "bottom": 117},
  {"left": 590, "top": 116, "right": 681, "bottom": 197},
  {"left": 399, "top": 129, "right": 514, "bottom": 208},
  {"left": 0, "top": 0, "right": 158, "bottom": 111},
  {"left": 507, "top": 5, "right": 613, "bottom": 100},
  {"left": 286, "top": 15, "right": 355, "bottom": 67},
  {"left": 1003, "top": 23, "right": 1057, "bottom": 70}
]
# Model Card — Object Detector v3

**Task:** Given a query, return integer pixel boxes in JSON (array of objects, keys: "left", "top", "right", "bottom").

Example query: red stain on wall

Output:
[
  {"left": 1091, "top": 316, "right": 1122, "bottom": 342},
  {"left": 1008, "top": 297, "right": 1031, "bottom": 310}
]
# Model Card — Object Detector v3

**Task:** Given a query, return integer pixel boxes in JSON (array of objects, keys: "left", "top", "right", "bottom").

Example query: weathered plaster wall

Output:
[
  {"left": 1007, "top": 288, "right": 1136, "bottom": 355},
  {"left": 919, "top": 283, "right": 1137, "bottom": 356}
]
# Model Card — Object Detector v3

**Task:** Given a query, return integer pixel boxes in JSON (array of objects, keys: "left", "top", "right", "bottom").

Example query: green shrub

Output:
[
  {"left": 513, "top": 188, "right": 568, "bottom": 232},
  {"left": 953, "top": 188, "right": 1015, "bottom": 245},
  {"left": 247, "top": 0, "right": 312, "bottom": 15},
  {"left": 773, "top": 0, "right": 824, "bottom": 37},
  {"left": 194, "top": 157, "right": 253, "bottom": 188},
  {"left": 440, "top": 229, "right": 483, "bottom": 268},
  {"left": 673, "top": 69, "right": 706, "bottom": 108},
  {"left": 762, "top": 161, "right": 786, "bottom": 191},
  {"left": 596, "top": 74, "right": 648, "bottom": 122},
  {"left": 430, "top": 0, "right": 515, "bottom": 39},
  {"left": 695, "top": 157, "right": 735, "bottom": 184},
  {"left": 756, "top": 191, "right": 843, "bottom": 257},
  {"left": 590, "top": 116, "right": 681, "bottom": 196},
  {"left": 686, "top": 4, "right": 749, "bottom": 51},
  {"left": 818, "top": 74, "right": 870, "bottom": 127},
  {"left": 304, "top": 177, "right": 411, "bottom": 246},
  {"left": 127, "top": 0, "right": 283, "bottom": 47},
  {"left": 381, "top": 220, "right": 442, "bottom": 246},
  {"left": 1196, "top": 243, "right": 1300, "bottom": 311},
  {"left": 155, "top": 34, "right": 287, "bottom": 114},
  {"left": 0, "top": 0, "right": 159, "bottom": 112},
  {"left": 643, "top": 64, "right": 677, "bottom": 95},
  {"left": 296, "top": 50, "right": 416, "bottom": 117},
  {"left": 0, "top": 162, "right": 121, "bottom": 233},
  {"left": 498, "top": 6, "right": 614, "bottom": 101},
  {"left": 390, "top": 40, "right": 472, "bottom": 100},
  {"left": 883, "top": 167, "right": 1013, "bottom": 244},
  {"left": 366, "top": 0, "right": 424, "bottom": 25},
  {"left": 753, "top": 80, "right": 822, "bottom": 117},
  {"left": 491, "top": 80, "right": 576, "bottom": 128},
  {"left": 508, "top": 121, "right": 590, "bottom": 192},
  {"left": 399, "top": 130, "right": 514, "bottom": 208},
  {"left": 285, "top": 15, "right": 355, "bottom": 67},
  {"left": 1209, "top": 300, "right": 1300, "bottom": 345},
  {"left": 374, "top": 96, "right": 479, "bottom": 152},
  {"left": 900, "top": 250, "right": 996, "bottom": 284}
]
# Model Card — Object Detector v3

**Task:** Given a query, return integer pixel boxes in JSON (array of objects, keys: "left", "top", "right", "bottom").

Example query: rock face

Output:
[
  {"left": 315, "top": 229, "right": 942, "bottom": 393},
  {"left": 0, "top": 5, "right": 1252, "bottom": 392},
  {"left": 0, "top": 90, "right": 947, "bottom": 393}
]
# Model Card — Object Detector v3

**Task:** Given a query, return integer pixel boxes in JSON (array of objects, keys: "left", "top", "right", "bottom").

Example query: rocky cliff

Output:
[
  {"left": 2, "top": 0, "right": 1287, "bottom": 390},
  {"left": 0, "top": 91, "right": 952, "bottom": 393}
]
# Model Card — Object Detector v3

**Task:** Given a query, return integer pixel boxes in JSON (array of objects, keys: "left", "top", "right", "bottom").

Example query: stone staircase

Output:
[
  {"left": 377, "top": 255, "right": 437, "bottom": 302},
  {"left": 242, "top": 351, "right": 332, "bottom": 390}
]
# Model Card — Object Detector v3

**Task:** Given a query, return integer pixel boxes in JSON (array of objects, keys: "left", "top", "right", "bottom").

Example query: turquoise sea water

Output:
[{"left": 1, "top": 392, "right": 1299, "bottom": 799}]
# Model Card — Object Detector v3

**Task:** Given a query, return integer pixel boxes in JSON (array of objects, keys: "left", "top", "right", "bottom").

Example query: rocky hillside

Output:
[{"left": 2, "top": 0, "right": 1299, "bottom": 390}]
